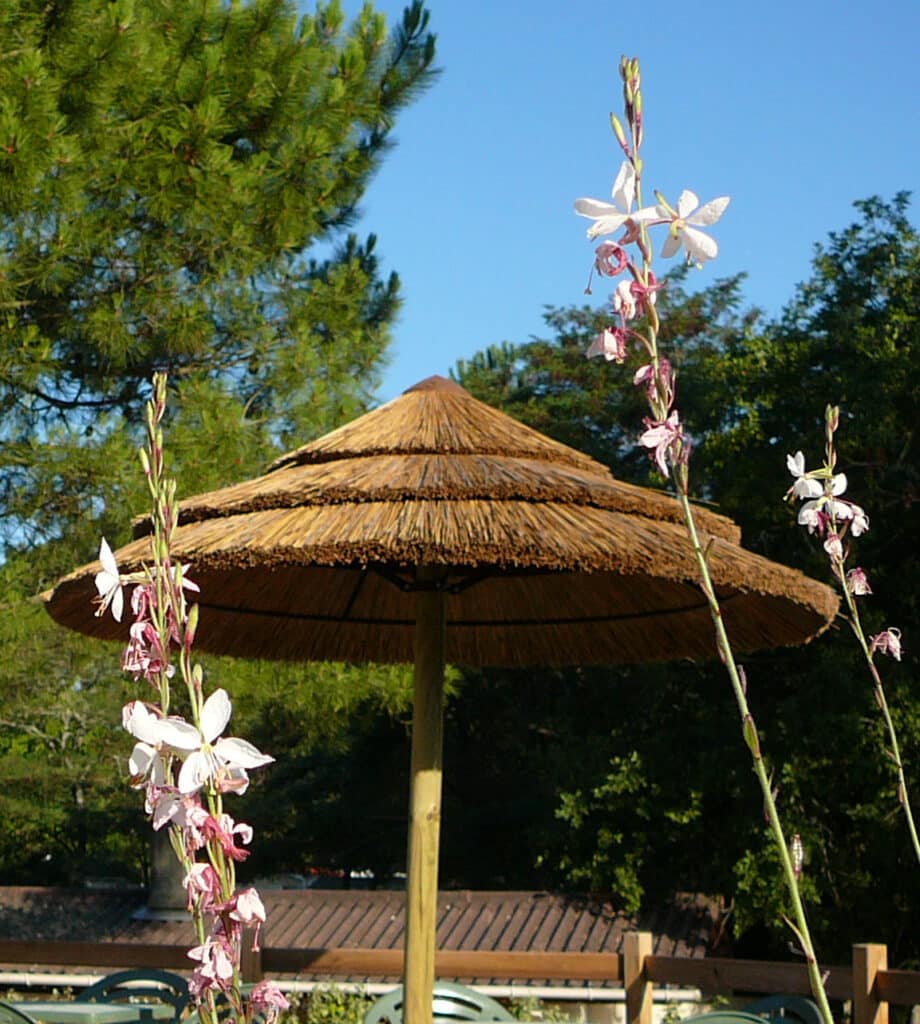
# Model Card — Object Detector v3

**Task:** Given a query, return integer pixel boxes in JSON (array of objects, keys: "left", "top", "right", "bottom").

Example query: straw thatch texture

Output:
[{"left": 44, "top": 375, "right": 838, "bottom": 666}]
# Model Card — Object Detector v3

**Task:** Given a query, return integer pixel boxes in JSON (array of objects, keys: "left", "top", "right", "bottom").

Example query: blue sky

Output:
[{"left": 333, "top": 0, "right": 920, "bottom": 402}]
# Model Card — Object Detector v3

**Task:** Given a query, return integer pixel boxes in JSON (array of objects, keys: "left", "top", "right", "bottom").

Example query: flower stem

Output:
[
  {"left": 836, "top": 571, "right": 920, "bottom": 865},
  {"left": 674, "top": 476, "right": 834, "bottom": 1024}
]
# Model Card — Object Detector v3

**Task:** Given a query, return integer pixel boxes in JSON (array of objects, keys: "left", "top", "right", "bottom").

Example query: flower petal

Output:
[
  {"left": 214, "top": 737, "right": 274, "bottom": 771},
  {"left": 110, "top": 586, "right": 124, "bottom": 622},
  {"left": 155, "top": 716, "right": 203, "bottom": 751},
  {"left": 660, "top": 233, "right": 681, "bottom": 259},
  {"left": 200, "top": 688, "right": 232, "bottom": 744},
  {"left": 681, "top": 225, "right": 718, "bottom": 262},
  {"left": 611, "top": 160, "right": 635, "bottom": 212},
  {"left": 129, "top": 742, "right": 159, "bottom": 780},
  {"left": 786, "top": 452, "right": 806, "bottom": 477},
  {"left": 675, "top": 190, "right": 699, "bottom": 218},
  {"left": 99, "top": 537, "right": 119, "bottom": 578},
  {"left": 630, "top": 204, "right": 661, "bottom": 223},
  {"left": 688, "top": 195, "right": 730, "bottom": 226},
  {"left": 574, "top": 198, "right": 618, "bottom": 219},
  {"left": 178, "top": 751, "right": 211, "bottom": 795},
  {"left": 586, "top": 213, "right": 629, "bottom": 239},
  {"left": 793, "top": 477, "right": 823, "bottom": 499}
]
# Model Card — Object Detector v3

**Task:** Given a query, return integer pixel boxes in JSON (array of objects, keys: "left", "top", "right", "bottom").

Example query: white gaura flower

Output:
[
  {"left": 786, "top": 456, "right": 848, "bottom": 503},
  {"left": 657, "top": 190, "right": 730, "bottom": 264},
  {"left": 575, "top": 161, "right": 658, "bottom": 239},
  {"left": 123, "top": 701, "right": 163, "bottom": 787},
  {"left": 94, "top": 538, "right": 124, "bottom": 622},
  {"left": 146, "top": 689, "right": 274, "bottom": 796}
]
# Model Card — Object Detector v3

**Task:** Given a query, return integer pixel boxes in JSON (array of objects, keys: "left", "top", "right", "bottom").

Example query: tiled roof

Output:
[{"left": 0, "top": 887, "right": 721, "bottom": 986}]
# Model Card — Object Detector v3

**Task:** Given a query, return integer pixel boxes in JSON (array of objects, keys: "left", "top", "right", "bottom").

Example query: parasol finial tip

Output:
[{"left": 404, "top": 375, "right": 468, "bottom": 396}]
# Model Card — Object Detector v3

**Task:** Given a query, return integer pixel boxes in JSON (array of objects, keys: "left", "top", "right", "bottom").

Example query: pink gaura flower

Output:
[
  {"left": 188, "top": 928, "right": 235, "bottom": 994},
  {"left": 870, "top": 628, "right": 903, "bottom": 662},
  {"left": 122, "top": 701, "right": 171, "bottom": 789},
  {"left": 850, "top": 504, "right": 870, "bottom": 536},
  {"left": 227, "top": 887, "right": 267, "bottom": 949},
  {"left": 846, "top": 567, "right": 872, "bottom": 596},
  {"left": 586, "top": 326, "right": 628, "bottom": 363},
  {"left": 633, "top": 359, "right": 674, "bottom": 408},
  {"left": 639, "top": 411, "right": 684, "bottom": 476},
  {"left": 629, "top": 272, "right": 661, "bottom": 316},
  {"left": 122, "top": 621, "right": 174, "bottom": 681},
  {"left": 786, "top": 451, "right": 848, "bottom": 501},
  {"left": 183, "top": 862, "right": 222, "bottom": 912},
  {"left": 797, "top": 497, "right": 853, "bottom": 535},
  {"left": 823, "top": 533, "right": 843, "bottom": 561},
  {"left": 197, "top": 812, "right": 254, "bottom": 862},
  {"left": 613, "top": 279, "right": 637, "bottom": 321},
  {"left": 594, "top": 241, "right": 628, "bottom": 277},
  {"left": 230, "top": 887, "right": 266, "bottom": 926},
  {"left": 250, "top": 980, "right": 290, "bottom": 1021}
]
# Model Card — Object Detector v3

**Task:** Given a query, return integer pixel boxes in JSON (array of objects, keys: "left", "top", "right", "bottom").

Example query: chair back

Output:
[
  {"left": 678, "top": 1015, "right": 774, "bottom": 1024},
  {"left": 364, "top": 982, "right": 513, "bottom": 1024},
  {"left": 82, "top": 969, "right": 190, "bottom": 1023},
  {"left": 0, "top": 1004, "right": 40, "bottom": 1024},
  {"left": 744, "top": 995, "right": 824, "bottom": 1024}
]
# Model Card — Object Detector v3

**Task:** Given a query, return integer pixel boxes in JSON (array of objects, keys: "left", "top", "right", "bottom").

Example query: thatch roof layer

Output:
[{"left": 45, "top": 375, "right": 838, "bottom": 666}]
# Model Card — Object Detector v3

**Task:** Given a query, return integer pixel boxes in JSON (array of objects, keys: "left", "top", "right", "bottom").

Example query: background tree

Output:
[
  {"left": 450, "top": 196, "right": 919, "bottom": 964},
  {"left": 0, "top": 0, "right": 436, "bottom": 883},
  {"left": 1, "top": 0, "right": 436, "bottom": 583}
]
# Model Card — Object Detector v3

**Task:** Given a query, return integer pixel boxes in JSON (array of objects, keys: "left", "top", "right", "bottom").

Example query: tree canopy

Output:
[
  {"left": 451, "top": 195, "right": 919, "bottom": 963},
  {"left": 0, "top": 0, "right": 435, "bottom": 884},
  {"left": 1, "top": 0, "right": 436, "bottom": 583},
  {"left": 1, "top": 18, "right": 916, "bottom": 964}
]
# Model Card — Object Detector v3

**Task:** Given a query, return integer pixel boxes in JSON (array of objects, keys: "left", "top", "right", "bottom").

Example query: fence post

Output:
[
  {"left": 853, "top": 943, "right": 888, "bottom": 1024},
  {"left": 240, "top": 929, "right": 264, "bottom": 983},
  {"left": 625, "top": 931, "right": 653, "bottom": 1024}
]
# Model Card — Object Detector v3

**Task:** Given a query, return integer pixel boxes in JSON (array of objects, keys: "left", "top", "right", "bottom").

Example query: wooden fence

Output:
[{"left": 1, "top": 934, "right": 918, "bottom": 1024}]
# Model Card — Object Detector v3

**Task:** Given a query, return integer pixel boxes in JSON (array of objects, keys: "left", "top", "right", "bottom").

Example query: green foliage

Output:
[
  {"left": 505, "top": 996, "right": 576, "bottom": 1022},
  {"left": 453, "top": 196, "right": 920, "bottom": 963},
  {"left": 227, "top": 657, "right": 418, "bottom": 881},
  {"left": 0, "top": 0, "right": 436, "bottom": 884},
  {"left": 0, "top": 0, "right": 437, "bottom": 582},
  {"left": 280, "top": 988, "right": 372, "bottom": 1024}
]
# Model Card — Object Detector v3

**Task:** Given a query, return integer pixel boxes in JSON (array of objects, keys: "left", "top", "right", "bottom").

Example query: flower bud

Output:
[
  {"left": 825, "top": 404, "right": 839, "bottom": 434},
  {"left": 742, "top": 714, "right": 760, "bottom": 757},
  {"left": 185, "top": 604, "right": 199, "bottom": 650},
  {"left": 610, "top": 113, "right": 628, "bottom": 149},
  {"left": 791, "top": 834, "right": 804, "bottom": 878}
]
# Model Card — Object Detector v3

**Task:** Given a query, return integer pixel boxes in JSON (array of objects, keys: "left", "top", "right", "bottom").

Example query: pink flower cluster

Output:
[
  {"left": 785, "top": 445, "right": 904, "bottom": 665},
  {"left": 575, "top": 151, "right": 720, "bottom": 479},
  {"left": 95, "top": 534, "right": 286, "bottom": 1019}
]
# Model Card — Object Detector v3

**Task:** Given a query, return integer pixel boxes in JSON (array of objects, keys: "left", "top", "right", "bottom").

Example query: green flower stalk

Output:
[
  {"left": 94, "top": 374, "right": 286, "bottom": 1024},
  {"left": 574, "top": 56, "right": 834, "bottom": 1024},
  {"left": 785, "top": 404, "right": 919, "bottom": 866}
]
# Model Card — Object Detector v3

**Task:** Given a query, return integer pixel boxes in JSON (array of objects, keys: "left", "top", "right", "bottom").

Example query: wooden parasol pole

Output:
[{"left": 403, "top": 569, "right": 447, "bottom": 1024}]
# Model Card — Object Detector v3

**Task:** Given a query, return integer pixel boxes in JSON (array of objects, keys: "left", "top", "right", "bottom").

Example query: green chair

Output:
[
  {"left": 0, "top": 1004, "right": 40, "bottom": 1024},
  {"left": 82, "top": 969, "right": 190, "bottom": 1024},
  {"left": 680, "top": 1014, "right": 773, "bottom": 1024},
  {"left": 364, "top": 982, "right": 514, "bottom": 1024},
  {"left": 744, "top": 995, "right": 824, "bottom": 1024}
]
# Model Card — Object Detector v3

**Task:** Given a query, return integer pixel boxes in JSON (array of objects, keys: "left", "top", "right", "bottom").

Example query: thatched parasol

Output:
[{"left": 45, "top": 374, "right": 838, "bottom": 1024}]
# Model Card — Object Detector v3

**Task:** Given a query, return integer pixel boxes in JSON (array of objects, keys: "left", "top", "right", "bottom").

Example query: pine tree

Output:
[
  {"left": 0, "top": 0, "right": 435, "bottom": 884},
  {"left": 0, "top": 0, "right": 436, "bottom": 580}
]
